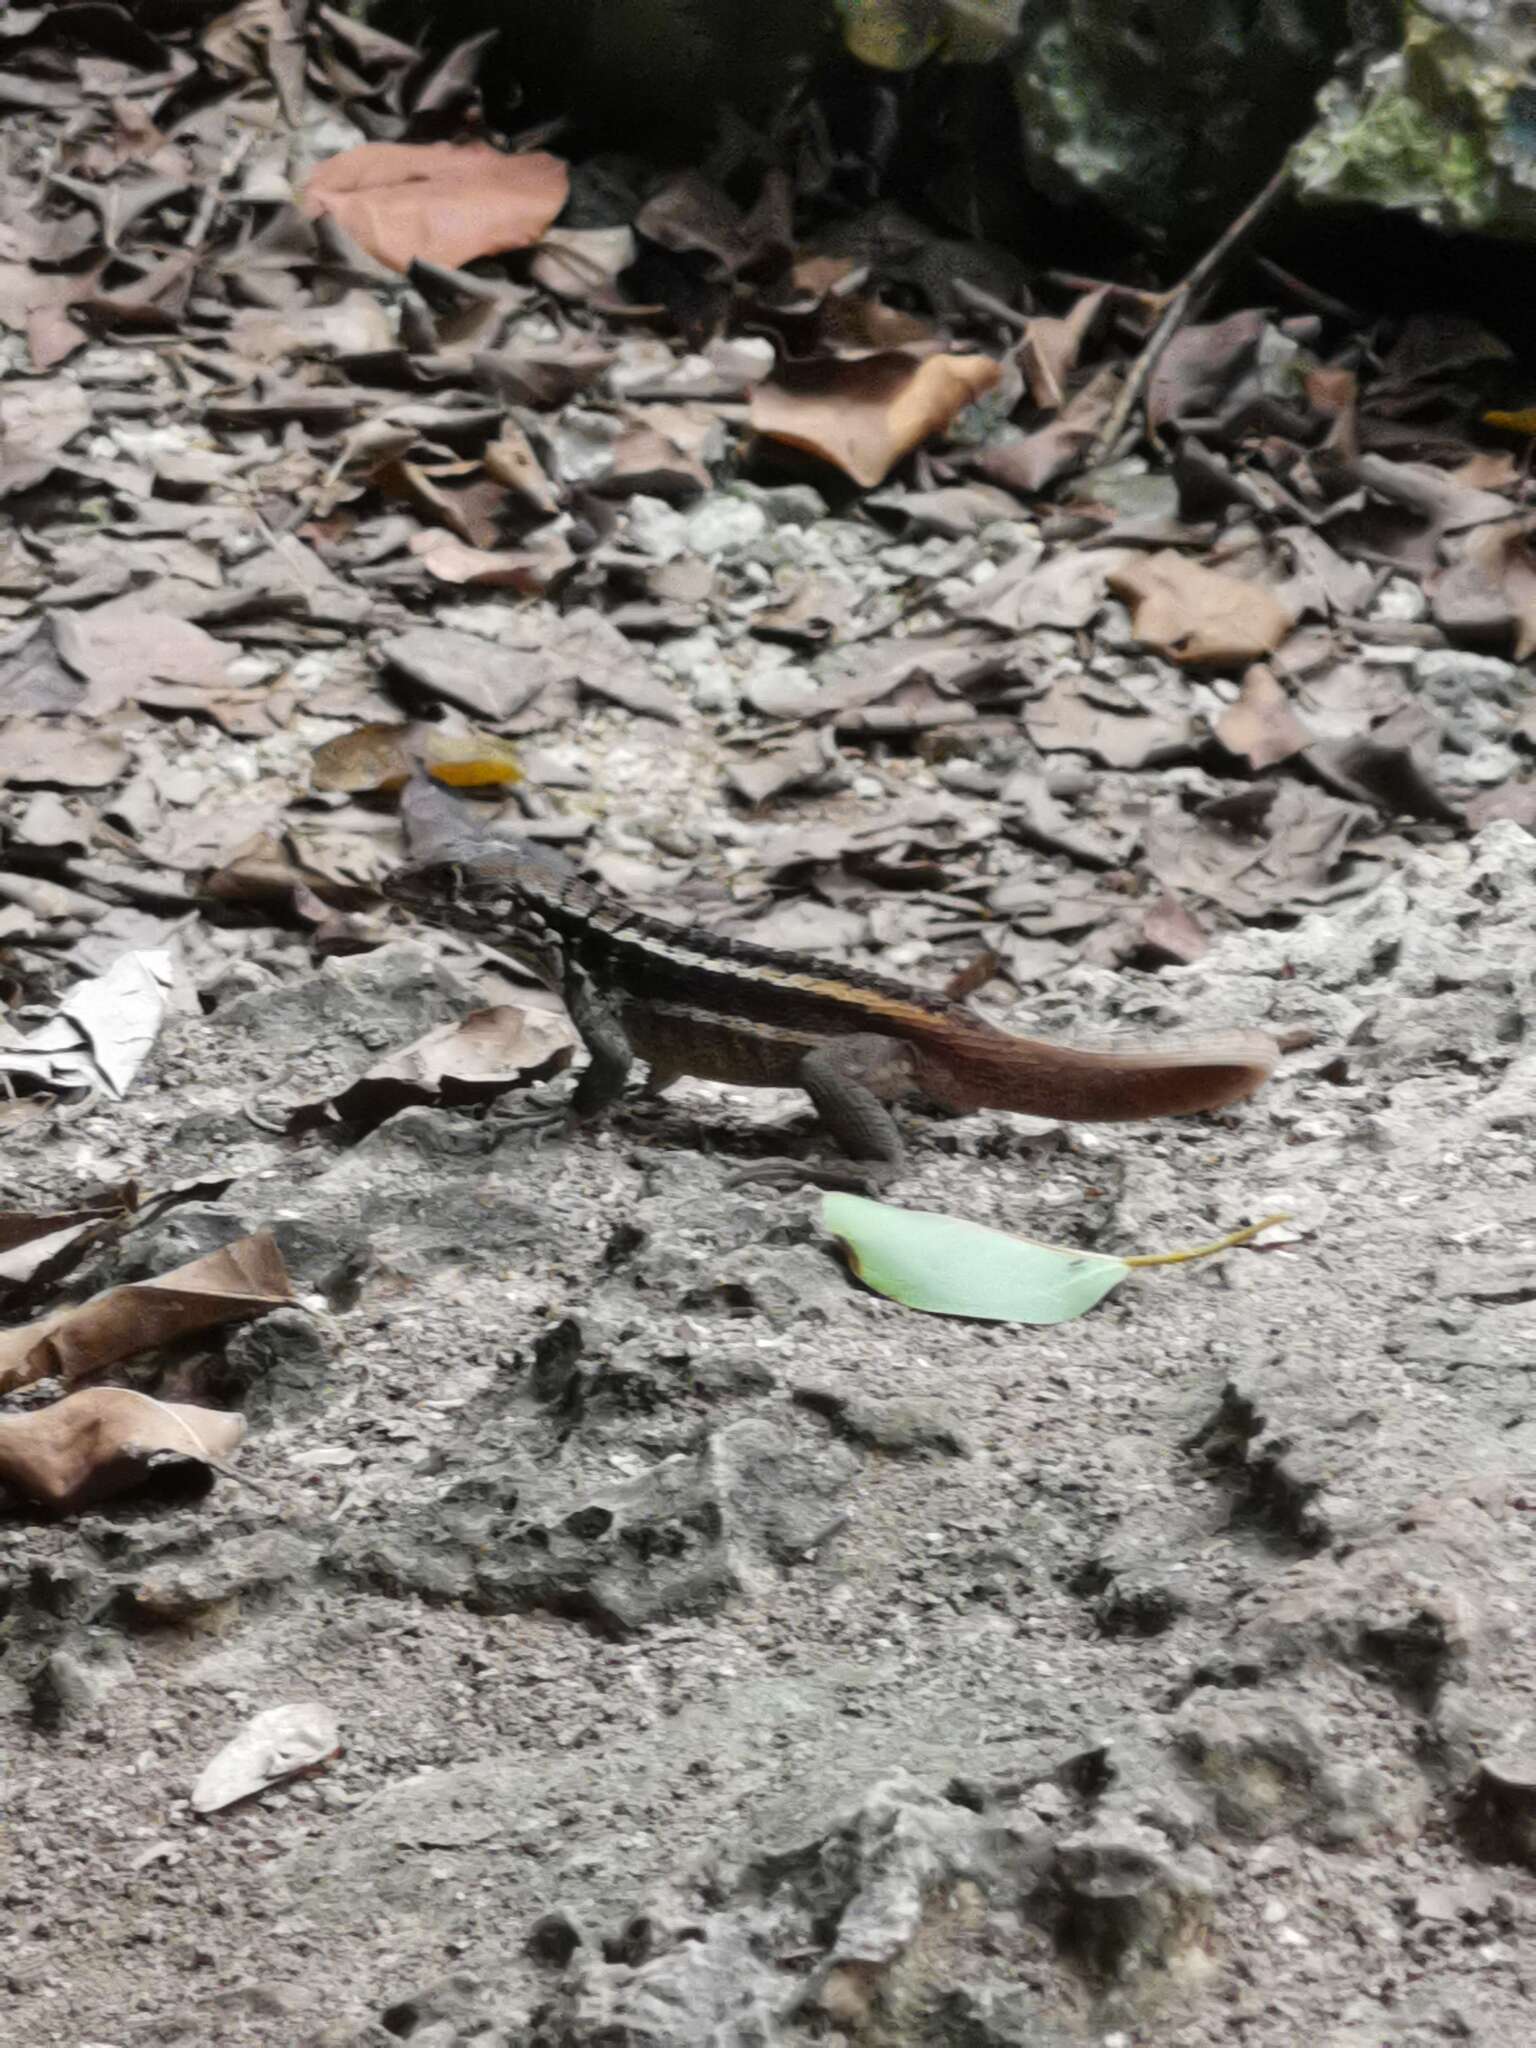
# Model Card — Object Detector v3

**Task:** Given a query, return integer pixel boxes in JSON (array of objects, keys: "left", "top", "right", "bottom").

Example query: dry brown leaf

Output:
[
  {"left": 1144, "top": 780, "right": 1380, "bottom": 920},
  {"left": 1018, "top": 288, "right": 1109, "bottom": 409},
  {"left": 1146, "top": 309, "right": 1267, "bottom": 434},
  {"left": 1022, "top": 670, "right": 1198, "bottom": 770},
  {"left": 53, "top": 605, "right": 233, "bottom": 716},
  {"left": 0, "top": 1387, "right": 245, "bottom": 1511},
  {"left": 1214, "top": 664, "right": 1310, "bottom": 770},
  {"left": 1305, "top": 736, "right": 1461, "bottom": 825},
  {"left": 191, "top": 1702, "right": 341, "bottom": 1813},
  {"left": 1431, "top": 518, "right": 1536, "bottom": 660},
  {"left": 530, "top": 226, "right": 636, "bottom": 304},
  {"left": 0, "top": 617, "right": 85, "bottom": 714},
  {"left": 408, "top": 528, "right": 574, "bottom": 594},
  {"left": 311, "top": 722, "right": 523, "bottom": 795},
  {"left": 971, "top": 364, "right": 1119, "bottom": 497},
  {"left": 0, "top": 371, "right": 93, "bottom": 486},
  {"left": 750, "top": 351, "right": 1001, "bottom": 489},
  {"left": 592, "top": 428, "right": 710, "bottom": 503},
  {"left": 381, "top": 624, "right": 563, "bottom": 725},
  {"left": 749, "top": 576, "right": 856, "bottom": 646},
  {"left": 482, "top": 422, "right": 559, "bottom": 516},
  {"left": 1, "top": 717, "right": 129, "bottom": 789},
  {"left": 1109, "top": 551, "right": 1294, "bottom": 668},
  {"left": 725, "top": 730, "right": 838, "bottom": 807},
  {"left": 956, "top": 545, "right": 1131, "bottom": 634},
  {"left": 555, "top": 609, "right": 682, "bottom": 724},
  {"left": 300, "top": 143, "right": 568, "bottom": 274},
  {"left": 0, "top": 1233, "right": 294, "bottom": 1396},
  {"left": 288, "top": 1005, "right": 576, "bottom": 1133},
  {"left": 1138, "top": 892, "right": 1209, "bottom": 966},
  {"left": 0, "top": 1188, "right": 137, "bottom": 1298}
]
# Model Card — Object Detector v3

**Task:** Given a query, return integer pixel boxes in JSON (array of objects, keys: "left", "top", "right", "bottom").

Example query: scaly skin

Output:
[{"left": 385, "top": 838, "right": 1278, "bottom": 1178}]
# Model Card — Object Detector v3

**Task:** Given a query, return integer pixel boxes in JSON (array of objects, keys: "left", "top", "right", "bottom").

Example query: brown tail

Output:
[{"left": 910, "top": 1026, "right": 1279, "bottom": 1123}]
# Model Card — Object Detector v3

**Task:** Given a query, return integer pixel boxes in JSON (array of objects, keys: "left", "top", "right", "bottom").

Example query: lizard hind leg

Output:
[
  {"left": 721, "top": 1037, "right": 915, "bottom": 1194},
  {"left": 797, "top": 1034, "right": 918, "bottom": 1168}
]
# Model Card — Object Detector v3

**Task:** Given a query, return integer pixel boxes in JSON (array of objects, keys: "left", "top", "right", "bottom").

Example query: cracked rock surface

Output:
[{"left": 3, "top": 828, "right": 1536, "bottom": 2046}]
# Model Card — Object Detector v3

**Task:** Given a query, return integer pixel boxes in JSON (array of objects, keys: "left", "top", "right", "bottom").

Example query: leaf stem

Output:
[{"left": 1123, "top": 1213, "right": 1291, "bottom": 1268}]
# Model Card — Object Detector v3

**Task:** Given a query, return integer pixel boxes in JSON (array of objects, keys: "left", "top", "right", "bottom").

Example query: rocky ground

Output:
[
  {"left": 4, "top": 800, "right": 1536, "bottom": 2047},
  {"left": 4, "top": 10, "right": 1536, "bottom": 2046}
]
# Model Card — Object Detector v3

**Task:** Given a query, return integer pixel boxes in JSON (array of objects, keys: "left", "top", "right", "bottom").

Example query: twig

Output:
[
  {"left": 186, "top": 130, "right": 256, "bottom": 252},
  {"left": 952, "top": 277, "right": 1031, "bottom": 333},
  {"left": 1251, "top": 255, "right": 1362, "bottom": 326},
  {"left": 1086, "top": 158, "right": 1296, "bottom": 470}
]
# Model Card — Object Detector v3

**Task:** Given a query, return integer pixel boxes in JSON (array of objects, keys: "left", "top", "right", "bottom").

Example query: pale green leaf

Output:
[{"left": 822, "top": 1192, "right": 1130, "bottom": 1324}]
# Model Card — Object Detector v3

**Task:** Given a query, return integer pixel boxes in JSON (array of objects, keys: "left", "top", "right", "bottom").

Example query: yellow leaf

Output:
[{"left": 835, "top": 0, "right": 944, "bottom": 70}]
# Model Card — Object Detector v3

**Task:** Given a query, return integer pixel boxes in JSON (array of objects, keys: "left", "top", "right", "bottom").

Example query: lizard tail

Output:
[{"left": 911, "top": 1026, "right": 1280, "bottom": 1123}]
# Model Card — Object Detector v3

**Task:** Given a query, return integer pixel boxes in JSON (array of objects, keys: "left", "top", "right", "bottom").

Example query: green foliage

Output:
[{"left": 822, "top": 1193, "right": 1130, "bottom": 1323}]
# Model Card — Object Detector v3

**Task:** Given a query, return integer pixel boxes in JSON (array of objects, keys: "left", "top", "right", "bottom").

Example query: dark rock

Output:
[
  {"left": 1184, "top": 1374, "right": 1337, "bottom": 1549},
  {"left": 526, "top": 1907, "right": 584, "bottom": 1967},
  {"left": 28, "top": 1634, "right": 131, "bottom": 1729},
  {"left": 1091, "top": 1570, "right": 1188, "bottom": 1639},
  {"left": 1461, "top": 1751, "right": 1536, "bottom": 1867},
  {"left": 330, "top": 1420, "right": 855, "bottom": 1631},
  {"left": 1051, "top": 1819, "right": 1218, "bottom": 1981},
  {"left": 115, "top": 1528, "right": 320, "bottom": 1625},
  {"left": 218, "top": 1306, "right": 332, "bottom": 1420},
  {"left": 793, "top": 1384, "right": 971, "bottom": 1458},
  {"left": 98, "top": 1202, "right": 259, "bottom": 1289},
  {"left": 526, "top": 1316, "right": 588, "bottom": 1413},
  {"left": 1170, "top": 1694, "right": 1424, "bottom": 1847}
]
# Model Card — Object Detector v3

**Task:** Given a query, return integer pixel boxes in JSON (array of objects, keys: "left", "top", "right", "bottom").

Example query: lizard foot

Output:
[
  {"left": 724, "top": 1156, "right": 902, "bottom": 1196},
  {"left": 488, "top": 1101, "right": 571, "bottom": 1149}
]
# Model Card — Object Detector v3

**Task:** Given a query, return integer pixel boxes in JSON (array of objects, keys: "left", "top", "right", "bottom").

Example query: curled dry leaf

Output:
[
  {"left": 0, "top": 949, "right": 176, "bottom": 1102},
  {"left": 750, "top": 351, "right": 1001, "bottom": 489},
  {"left": 482, "top": 421, "right": 559, "bottom": 516},
  {"left": 0, "top": 1187, "right": 139, "bottom": 1298},
  {"left": 1431, "top": 517, "right": 1536, "bottom": 660},
  {"left": 0, "top": 1232, "right": 294, "bottom": 1396},
  {"left": 0, "top": 1387, "right": 245, "bottom": 1511},
  {"left": 311, "top": 722, "right": 523, "bottom": 795},
  {"left": 288, "top": 1004, "right": 577, "bottom": 1133},
  {"left": 300, "top": 143, "right": 568, "bottom": 273},
  {"left": 408, "top": 527, "right": 574, "bottom": 594},
  {"left": 1109, "top": 550, "right": 1294, "bottom": 668},
  {"left": 530, "top": 226, "right": 635, "bottom": 304},
  {"left": 192, "top": 1703, "right": 341, "bottom": 1816},
  {"left": 1214, "top": 664, "right": 1310, "bottom": 770}
]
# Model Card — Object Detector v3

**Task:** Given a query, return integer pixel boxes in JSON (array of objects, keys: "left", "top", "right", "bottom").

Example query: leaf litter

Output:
[{"left": 0, "top": 2, "right": 1531, "bottom": 1564}]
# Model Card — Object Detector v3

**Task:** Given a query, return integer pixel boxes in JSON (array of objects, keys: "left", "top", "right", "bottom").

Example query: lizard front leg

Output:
[
  {"left": 495, "top": 927, "right": 634, "bottom": 1141},
  {"left": 562, "top": 956, "right": 635, "bottom": 1123}
]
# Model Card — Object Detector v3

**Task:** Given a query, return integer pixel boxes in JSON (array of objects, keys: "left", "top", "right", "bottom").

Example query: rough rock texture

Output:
[
  {"left": 4, "top": 822, "right": 1536, "bottom": 2044},
  {"left": 1012, "top": 0, "right": 1348, "bottom": 244},
  {"left": 1295, "top": 0, "right": 1536, "bottom": 239}
]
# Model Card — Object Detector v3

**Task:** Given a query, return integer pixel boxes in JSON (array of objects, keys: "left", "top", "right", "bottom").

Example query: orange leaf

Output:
[
  {"left": 749, "top": 351, "right": 1001, "bottom": 489},
  {"left": 301, "top": 143, "right": 568, "bottom": 274},
  {"left": 1109, "top": 551, "right": 1294, "bottom": 668}
]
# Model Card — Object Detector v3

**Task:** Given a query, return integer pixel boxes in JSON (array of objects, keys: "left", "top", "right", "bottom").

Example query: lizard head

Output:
[{"left": 384, "top": 837, "right": 578, "bottom": 934}]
